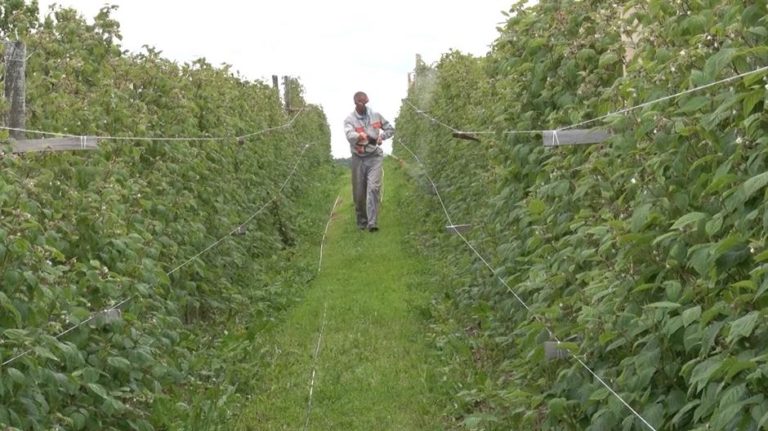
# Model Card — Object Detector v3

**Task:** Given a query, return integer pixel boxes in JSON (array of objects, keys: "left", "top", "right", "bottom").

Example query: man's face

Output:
[{"left": 355, "top": 95, "right": 369, "bottom": 112}]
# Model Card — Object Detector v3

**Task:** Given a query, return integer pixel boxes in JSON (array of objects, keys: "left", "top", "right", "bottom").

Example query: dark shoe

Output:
[{"left": 368, "top": 226, "right": 379, "bottom": 232}]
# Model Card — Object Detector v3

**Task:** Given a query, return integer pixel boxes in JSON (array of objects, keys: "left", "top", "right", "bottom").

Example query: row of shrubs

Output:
[
  {"left": 396, "top": 0, "right": 768, "bottom": 429},
  {"left": 1, "top": 3, "right": 336, "bottom": 429}
]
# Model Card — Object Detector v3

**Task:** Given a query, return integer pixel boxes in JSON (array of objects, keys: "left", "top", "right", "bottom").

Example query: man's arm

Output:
[
  {"left": 344, "top": 118, "right": 366, "bottom": 144},
  {"left": 377, "top": 115, "right": 395, "bottom": 142}
]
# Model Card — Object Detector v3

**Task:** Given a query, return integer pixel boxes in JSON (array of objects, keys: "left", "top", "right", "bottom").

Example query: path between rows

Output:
[{"left": 238, "top": 159, "right": 446, "bottom": 430}]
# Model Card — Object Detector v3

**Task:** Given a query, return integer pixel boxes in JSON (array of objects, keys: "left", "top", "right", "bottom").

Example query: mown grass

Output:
[{"left": 237, "top": 157, "right": 448, "bottom": 430}]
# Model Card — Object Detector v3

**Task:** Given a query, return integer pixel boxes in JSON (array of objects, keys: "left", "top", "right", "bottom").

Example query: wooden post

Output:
[
  {"left": 4, "top": 40, "right": 26, "bottom": 140},
  {"left": 621, "top": 6, "right": 641, "bottom": 76},
  {"left": 271, "top": 74, "right": 281, "bottom": 108},
  {"left": 272, "top": 74, "right": 279, "bottom": 100},
  {"left": 282, "top": 75, "right": 291, "bottom": 112}
]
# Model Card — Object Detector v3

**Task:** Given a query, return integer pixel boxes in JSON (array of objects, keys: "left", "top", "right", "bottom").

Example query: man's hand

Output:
[
  {"left": 358, "top": 132, "right": 368, "bottom": 143},
  {"left": 376, "top": 135, "right": 383, "bottom": 145}
]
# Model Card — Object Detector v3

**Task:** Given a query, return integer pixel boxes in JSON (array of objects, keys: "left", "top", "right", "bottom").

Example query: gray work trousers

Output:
[{"left": 351, "top": 154, "right": 383, "bottom": 229}]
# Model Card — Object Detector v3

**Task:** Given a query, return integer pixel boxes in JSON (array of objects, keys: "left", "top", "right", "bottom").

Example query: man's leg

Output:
[
  {"left": 366, "top": 156, "right": 383, "bottom": 230},
  {"left": 350, "top": 156, "right": 368, "bottom": 229}
]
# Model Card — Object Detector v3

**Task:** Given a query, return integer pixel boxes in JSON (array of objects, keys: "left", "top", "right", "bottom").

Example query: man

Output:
[{"left": 344, "top": 91, "right": 395, "bottom": 232}]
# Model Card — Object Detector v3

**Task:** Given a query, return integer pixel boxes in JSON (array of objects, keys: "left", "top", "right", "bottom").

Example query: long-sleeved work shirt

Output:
[{"left": 344, "top": 107, "right": 395, "bottom": 157}]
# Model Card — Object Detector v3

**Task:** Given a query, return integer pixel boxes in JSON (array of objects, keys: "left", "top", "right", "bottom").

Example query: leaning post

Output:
[{"left": 4, "top": 40, "right": 26, "bottom": 140}]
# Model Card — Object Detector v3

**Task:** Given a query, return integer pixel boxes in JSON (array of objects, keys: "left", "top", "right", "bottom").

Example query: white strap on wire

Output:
[
  {"left": 551, "top": 130, "right": 560, "bottom": 147},
  {"left": 398, "top": 139, "right": 657, "bottom": 431}
]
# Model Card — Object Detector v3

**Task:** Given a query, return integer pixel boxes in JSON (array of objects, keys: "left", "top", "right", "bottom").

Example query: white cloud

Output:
[{"left": 36, "top": 0, "right": 512, "bottom": 157}]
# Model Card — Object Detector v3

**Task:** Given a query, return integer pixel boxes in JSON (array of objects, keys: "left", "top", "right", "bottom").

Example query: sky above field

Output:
[{"left": 36, "top": 1, "right": 515, "bottom": 157}]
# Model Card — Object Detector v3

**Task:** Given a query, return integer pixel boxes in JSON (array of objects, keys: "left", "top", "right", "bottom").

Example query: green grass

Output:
[{"left": 237, "top": 158, "right": 447, "bottom": 431}]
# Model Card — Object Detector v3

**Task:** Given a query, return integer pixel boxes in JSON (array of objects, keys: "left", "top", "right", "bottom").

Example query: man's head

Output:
[{"left": 353, "top": 91, "right": 368, "bottom": 114}]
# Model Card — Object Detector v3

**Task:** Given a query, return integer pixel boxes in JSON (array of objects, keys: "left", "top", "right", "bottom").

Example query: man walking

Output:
[{"left": 344, "top": 91, "right": 395, "bottom": 232}]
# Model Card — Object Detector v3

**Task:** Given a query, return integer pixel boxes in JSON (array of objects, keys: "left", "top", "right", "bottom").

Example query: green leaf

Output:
[
  {"left": 646, "top": 301, "right": 681, "bottom": 309},
  {"left": 759, "top": 410, "right": 768, "bottom": 429},
  {"left": 0, "top": 292, "right": 21, "bottom": 325},
  {"left": 598, "top": 52, "right": 619, "bottom": 67},
  {"left": 6, "top": 368, "right": 25, "bottom": 385},
  {"left": 671, "top": 212, "right": 707, "bottom": 230},
  {"left": 670, "top": 399, "right": 700, "bottom": 426},
  {"left": 711, "top": 402, "right": 745, "bottom": 429},
  {"left": 723, "top": 359, "right": 756, "bottom": 382},
  {"left": 678, "top": 96, "right": 710, "bottom": 113},
  {"left": 754, "top": 249, "right": 768, "bottom": 262},
  {"left": 702, "top": 303, "right": 727, "bottom": 325},
  {"left": 107, "top": 356, "right": 131, "bottom": 372},
  {"left": 725, "top": 186, "right": 747, "bottom": 212},
  {"left": 631, "top": 203, "right": 652, "bottom": 232},
  {"left": 105, "top": 397, "right": 127, "bottom": 413},
  {"left": 690, "top": 356, "right": 724, "bottom": 393},
  {"left": 755, "top": 278, "right": 768, "bottom": 302},
  {"left": 731, "top": 280, "right": 756, "bottom": 291},
  {"left": 665, "top": 280, "right": 683, "bottom": 301},
  {"left": 713, "top": 236, "right": 745, "bottom": 257},
  {"left": 576, "top": 48, "right": 597, "bottom": 64},
  {"left": 747, "top": 26, "right": 768, "bottom": 37},
  {"left": 684, "top": 324, "right": 702, "bottom": 352},
  {"left": 33, "top": 346, "right": 60, "bottom": 363},
  {"left": 589, "top": 388, "right": 609, "bottom": 401},
  {"left": 548, "top": 397, "right": 568, "bottom": 416},
  {"left": 743, "top": 171, "right": 768, "bottom": 200},
  {"left": 652, "top": 231, "right": 679, "bottom": 246},
  {"left": 665, "top": 315, "right": 684, "bottom": 336},
  {"left": 3, "top": 329, "right": 29, "bottom": 340},
  {"left": 527, "top": 198, "right": 546, "bottom": 216},
  {"left": 70, "top": 412, "right": 87, "bottom": 430},
  {"left": 681, "top": 14, "right": 706, "bottom": 35},
  {"left": 701, "top": 321, "right": 726, "bottom": 355},
  {"left": 705, "top": 214, "right": 723, "bottom": 237},
  {"left": 87, "top": 383, "right": 109, "bottom": 399},
  {"left": 462, "top": 413, "right": 499, "bottom": 427},
  {"left": 687, "top": 244, "right": 713, "bottom": 276},
  {"left": 683, "top": 305, "right": 702, "bottom": 327},
  {"left": 711, "top": 384, "right": 747, "bottom": 429},
  {"left": 742, "top": 89, "right": 764, "bottom": 115},
  {"left": 727, "top": 311, "right": 760, "bottom": 344},
  {"left": 703, "top": 48, "right": 736, "bottom": 80}
]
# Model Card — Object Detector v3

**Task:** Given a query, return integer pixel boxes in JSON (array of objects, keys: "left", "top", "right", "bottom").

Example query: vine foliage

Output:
[
  {"left": 396, "top": 0, "right": 768, "bottom": 429},
  {"left": 1, "top": 3, "right": 335, "bottom": 429}
]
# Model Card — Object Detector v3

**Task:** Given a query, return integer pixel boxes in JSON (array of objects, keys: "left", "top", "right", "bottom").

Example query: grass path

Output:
[{"left": 238, "top": 158, "right": 445, "bottom": 430}]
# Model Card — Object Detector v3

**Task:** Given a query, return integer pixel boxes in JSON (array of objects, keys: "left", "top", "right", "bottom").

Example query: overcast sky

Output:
[{"left": 36, "top": 1, "right": 513, "bottom": 157}]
